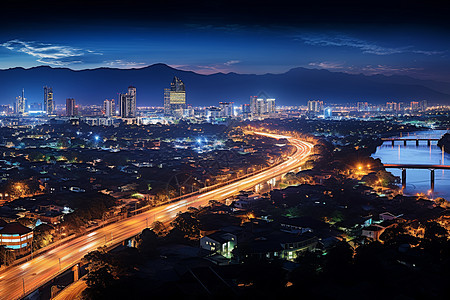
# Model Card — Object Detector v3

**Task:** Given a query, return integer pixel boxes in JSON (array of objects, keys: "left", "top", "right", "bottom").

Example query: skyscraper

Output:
[
  {"left": 219, "top": 102, "right": 234, "bottom": 117},
  {"left": 44, "top": 86, "right": 54, "bottom": 115},
  {"left": 119, "top": 86, "right": 137, "bottom": 118},
  {"left": 164, "top": 77, "right": 186, "bottom": 116},
  {"left": 66, "top": 98, "right": 77, "bottom": 116},
  {"left": 103, "top": 99, "right": 115, "bottom": 117},
  {"left": 15, "top": 89, "right": 26, "bottom": 115},
  {"left": 307, "top": 100, "right": 323, "bottom": 113},
  {"left": 250, "top": 92, "right": 276, "bottom": 119}
]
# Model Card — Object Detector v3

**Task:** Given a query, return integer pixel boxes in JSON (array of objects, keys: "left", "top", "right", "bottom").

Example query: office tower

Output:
[
  {"left": 219, "top": 102, "right": 233, "bottom": 117},
  {"left": 164, "top": 77, "right": 186, "bottom": 116},
  {"left": 103, "top": 99, "right": 115, "bottom": 117},
  {"left": 66, "top": 98, "right": 77, "bottom": 116},
  {"left": 207, "top": 106, "right": 222, "bottom": 122},
  {"left": 307, "top": 100, "right": 323, "bottom": 113},
  {"left": 15, "top": 89, "right": 26, "bottom": 115},
  {"left": 250, "top": 92, "right": 276, "bottom": 118},
  {"left": 410, "top": 101, "right": 419, "bottom": 111},
  {"left": 44, "top": 86, "right": 54, "bottom": 115},
  {"left": 119, "top": 86, "right": 137, "bottom": 118}
]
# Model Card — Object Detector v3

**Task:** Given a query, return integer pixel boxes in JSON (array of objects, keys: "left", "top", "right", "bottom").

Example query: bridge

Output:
[
  {"left": 383, "top": 164, "right": 450, "bottom": 192},
  {"left": 381, "top": 138, "right": 440, "bottom": 146}
]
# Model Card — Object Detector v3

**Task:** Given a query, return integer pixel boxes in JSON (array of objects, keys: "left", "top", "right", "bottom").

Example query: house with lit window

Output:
[
  {"left": 0, "top": 221, "right": 33, "bottom": 253},
  {"left": 200, "top": 231, "right": 237, "bottom": 258}
]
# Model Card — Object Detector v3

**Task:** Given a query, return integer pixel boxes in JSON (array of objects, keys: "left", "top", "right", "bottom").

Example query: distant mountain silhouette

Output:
[{"left": 1, "top": 64, "right": 449, "bottom": 107}]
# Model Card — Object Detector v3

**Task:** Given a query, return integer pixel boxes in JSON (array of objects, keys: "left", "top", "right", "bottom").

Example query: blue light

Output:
[
  {"left": 95, "top": 135, "right": 100, "bottom": 141},
  {"left": 197, "top": 138, "right": 202, "bottom": 144}
]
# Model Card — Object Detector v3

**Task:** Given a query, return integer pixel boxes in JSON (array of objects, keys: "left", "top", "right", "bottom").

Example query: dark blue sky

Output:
[{"left": 1, "top": 0, "right": 450, "bottom": 82}]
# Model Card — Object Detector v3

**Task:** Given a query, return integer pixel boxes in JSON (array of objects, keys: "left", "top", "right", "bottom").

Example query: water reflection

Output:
[{"left": 372, "top": 130, "right": 449, "bottom": 199}]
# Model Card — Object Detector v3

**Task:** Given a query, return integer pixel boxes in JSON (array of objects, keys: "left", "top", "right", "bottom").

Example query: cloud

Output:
[
  {"left": 301, "top": 35, "right": 444, "bottom": 56},
  {"left": 224, "top": 60, "right": 240, "bottom": 66},
  {"left": 0, "top": 39, "right": 102, "bottom": 66},
  {"left": 171, "top": 60, "right": 242, "bottom": 74},
  {"left": 104, "top": 59, "right": 148, "bottom": 68},
  {"left": 308, "top": 61, "right": 345, "bottom": 69}
]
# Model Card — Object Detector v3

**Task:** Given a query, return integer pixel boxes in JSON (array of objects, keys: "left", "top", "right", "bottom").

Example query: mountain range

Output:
[{"left": 1, "top": 63, "right": 450, "bottom": 107}]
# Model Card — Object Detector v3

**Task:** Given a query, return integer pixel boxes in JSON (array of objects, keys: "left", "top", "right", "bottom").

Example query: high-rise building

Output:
[
  {"left": 386, "top": 102, "right": 398, "bottom": 112},
  {"left": 119, "top": 86, "right": 137, "bottom": 118},
  {"left": 324, "top": 107, "right": 332, "bottom": 118},
  {"left": 410, "top": 101, "right": 419, "bottom": 111},
  {"left": 219, "top": 102, "right": 234, "bottom": 117},
  {"left": 164, "top": 77, "right": 186, "bottom": 117},
  {"left": 357, "top": 102, "right": 369, "bottom": 112},
  {"left": 66, "top": 98, "right": 77, "bottom": 116},
  {"left": 419, "top": 100, "right": 427, "bottom": 111},
  {"left": 250, "top": 92, "right": 276, "bottom": 118},
  {"left": 103, "top": 99, "right": 115, "bottom": 117},
  {"left": 44, "top": 86, "right": 54, "bottom": 115},
  {"left": 242, "top": 104, "right": 251, "bottom": 119},
  {"left": 15, "top": 89, "right": 26, "bottom": 115},
  {"left": 307, "top": 100, "right": 323, "bottom": 113}
]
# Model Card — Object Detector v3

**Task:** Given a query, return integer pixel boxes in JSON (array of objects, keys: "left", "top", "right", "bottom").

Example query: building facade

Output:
[
  {"left": 103, "top": 99, "right": 115, "bottom": 117},
  {"left": 119, "top": 86, "right": 137, "bottom": 118},
  {"left": 164, "top": 76, "right": 186, "bottom": 117},
  {"left": 44, "top": 86, "right": 54, "bottom": 115},
  {"left": 66, "top": 98, "right": 77, "bottom": 116},
  {"left": 15, "top": 89, "right": 26, "bottom": 115},
  {"left": 0, "top": 221, "right": 33, "bottom": 252},
  {"left": 250, "top": 93, "right": 276, "bottom": 119}
]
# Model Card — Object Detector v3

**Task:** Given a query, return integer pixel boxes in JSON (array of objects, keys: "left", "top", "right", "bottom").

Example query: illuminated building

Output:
[
  {"left": 66, "top": 98, "right": 77, "bottom": 116},
  {"left": 103, "top": 99, "right": 115, "bottom": 117},
  {"left": 324, "top": 106, "right": 332, "bottom": 118},
  {"left": 357, "top": 101, "right": 368, "bottom": 112},
  {"left": 44, "top": 86, "right": 54, "bottom": 115},
  {"left": 219, "top": 102, "right": 234, "bottom": 117},
  {"left": 119, "top": 86, "right": 137, "bottom": 118},
  {"left": 386, "top": 102, "right": 397, "bottom": 111},
  {"left": 250, "top": 92, "right": 276, "bottom": 118},
  {"left": 0, "top": 220, "right": 33, "bottom": 252},
  {"left": 164, "top": 76, "right": 186, "bottom": 117},
  {"left": 307, "top": 100, "right": 323, "bottom": 113},
  {"left": 242, "top": 103, "right": 251, "bottom": 119},
  {"left": 15, "top": 89, "right": 26, "bottom": 115}
]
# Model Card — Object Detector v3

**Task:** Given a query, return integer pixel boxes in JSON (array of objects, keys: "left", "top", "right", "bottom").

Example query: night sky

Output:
[{"left": 1, "top": 0, "right": 450, "bottom": 82}]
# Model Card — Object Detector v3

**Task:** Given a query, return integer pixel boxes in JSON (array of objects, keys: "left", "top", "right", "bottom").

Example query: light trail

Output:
[{"left": 0, "top": 132, "right": 313, "bottom": 300}]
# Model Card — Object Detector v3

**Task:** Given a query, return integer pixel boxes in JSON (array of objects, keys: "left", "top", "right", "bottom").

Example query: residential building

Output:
[
  {"left": 307, "top": 100, "right": 323, "bottom": 113},
  {"left": 103, "top": 99, "right": 115, "bottom": 117},
  {"left": 250, "top": 92, "right": 276, "bottom": 119},
  {"left": 200, "top": 231, "right": 237, "bottom": 258},
  {"left": 219, "top": 102, "right": 233, "bottom": 117},
  {"left": 119, "top": 86, "right": 137, "bottom": 118},
  {"left": 66, "top": 98, "right": 77, "bottom": 116}
]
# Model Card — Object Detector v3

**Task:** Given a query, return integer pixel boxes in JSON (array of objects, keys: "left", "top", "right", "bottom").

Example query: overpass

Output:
[
  {"left": 383, "top": 163, "right": 450, "bottom": 192},
  {"left": 381, "top": 138, "right": 440, "bottom": 147}
]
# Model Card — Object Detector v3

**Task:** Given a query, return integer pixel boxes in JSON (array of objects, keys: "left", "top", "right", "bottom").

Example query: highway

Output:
[{"left": 0, "top": 132, "right": 313, "bottom": 300}]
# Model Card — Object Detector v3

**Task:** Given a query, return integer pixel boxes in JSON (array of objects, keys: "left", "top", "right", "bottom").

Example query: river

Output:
[{"left": 372, "top": 129, "right": 450, "bottom": 199}]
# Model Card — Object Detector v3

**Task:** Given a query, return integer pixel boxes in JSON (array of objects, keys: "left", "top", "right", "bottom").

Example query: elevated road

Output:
[{"left": 0, "top": 132, "right": 313, "bottom": 300}]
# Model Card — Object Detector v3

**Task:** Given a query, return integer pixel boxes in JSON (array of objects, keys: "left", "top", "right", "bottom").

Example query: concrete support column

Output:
[
  {"left": 427, "top": 140, "right": 431, "bottom": 147},
  {"left": 404, "top": 140, "right": 407, "bottom": 146},
  {"left": 402, "top": 168, "right": 406, "bottom": 189},
  {"left": 72, "top": 264, "right": 80, "bottom": 282},
  {"left": 416, "top": 139, "right": 419, "bottom": 146},
  {"left": 430, "top": 169, "right": 435, "bottom": 193},
  {"left": 392, "top": 140, "right": 395, "bottom": 146}
]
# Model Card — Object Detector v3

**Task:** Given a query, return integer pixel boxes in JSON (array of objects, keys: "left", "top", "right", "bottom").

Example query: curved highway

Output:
[{"left": 0, "top": 132, "right": 313, "bottom": 300}]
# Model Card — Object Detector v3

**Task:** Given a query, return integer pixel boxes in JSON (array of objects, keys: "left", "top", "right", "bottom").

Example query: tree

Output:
[
  {"left": 0, "top": 246, "right": 16, "bottom": 267},
  {"left": 151, "top": 221, "right": 167, "bottom": 236},
  {"left": 137, "top": 228, "right": 159, "bottom": 257},
  {"left": 170, "top": 212, "right": 199, "bottom": 239}
]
